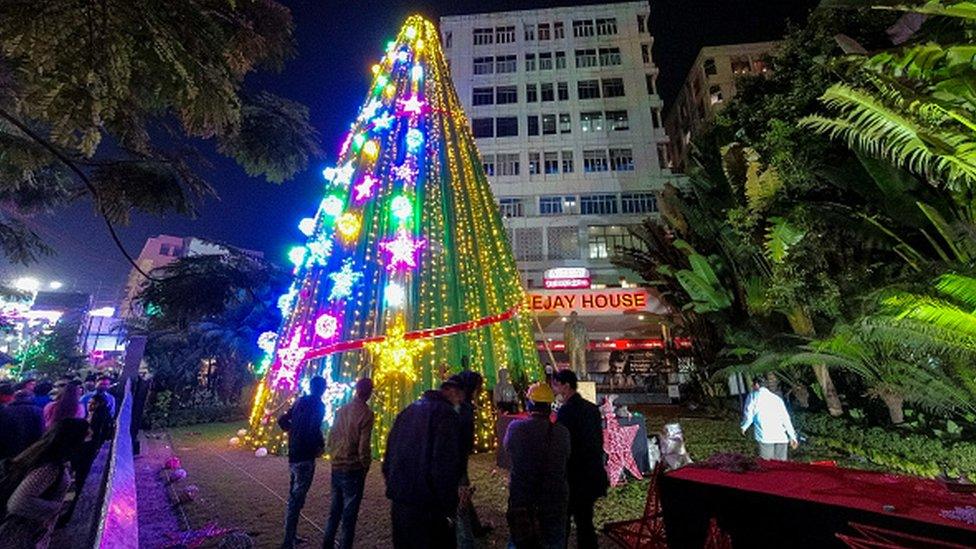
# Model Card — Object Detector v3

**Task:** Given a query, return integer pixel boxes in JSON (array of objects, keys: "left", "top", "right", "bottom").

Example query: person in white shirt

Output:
[{"left": 740, "top": 377, "right": 798, "bottom": 461}]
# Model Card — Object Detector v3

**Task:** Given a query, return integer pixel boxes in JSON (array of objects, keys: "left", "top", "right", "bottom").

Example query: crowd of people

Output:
[
  {"left": 0, "top": 374, "right": 118, "bottom": 548},
  {"left": 278, "top": 368, "right": 610, "bottom": 549}
]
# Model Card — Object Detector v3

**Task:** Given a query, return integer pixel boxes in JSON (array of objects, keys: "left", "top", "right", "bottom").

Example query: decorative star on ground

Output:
[
  {"left": 601, "top": 396, "right": 643, "bottom": 486},
  {"left": 380, "top": 230, "right": 425, "bottom": 271}
]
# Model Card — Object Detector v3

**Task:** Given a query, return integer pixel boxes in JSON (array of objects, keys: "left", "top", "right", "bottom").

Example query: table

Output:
[
  {"left": 660, "top": 460, "right": 976, "bottom": 548},
  {"left": 495, "top": 414, "right": 651, "bottom": 474}
]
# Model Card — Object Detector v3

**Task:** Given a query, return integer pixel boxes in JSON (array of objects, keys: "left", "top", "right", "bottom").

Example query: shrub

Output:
[{"left": 145, "top": 389, "right": 247, "bottom": 429}]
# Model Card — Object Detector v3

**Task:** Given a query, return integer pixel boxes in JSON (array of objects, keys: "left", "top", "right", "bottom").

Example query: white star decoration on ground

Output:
[
  {"left": 329, "top": 258, "right": 363, "bottom": 300},
  {"left": 272, "top": 328, "right": 309, "bottom": 391},
  {"left": 398, "top": 94, "right": 425, "bottom": 116},
  {"left": 380, "top": 230, "right": 425, "bottom": 271},
  {"left": 353, "top": 175, "right": 378, "bottom": 201}
]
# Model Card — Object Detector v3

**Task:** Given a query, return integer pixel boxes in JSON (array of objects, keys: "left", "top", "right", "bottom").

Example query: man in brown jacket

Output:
[{"left": 323, "top": 378, "right": 374, "bottom": 549}]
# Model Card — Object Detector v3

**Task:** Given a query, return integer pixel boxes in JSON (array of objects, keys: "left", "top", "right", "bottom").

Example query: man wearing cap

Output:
[
  {"left": 504, "top": 382, "right": 571, "bottom": 549},
  {"left": 552, "top": 369, "right": 608, "bottom": 549},
  {"left": 384, "top": 379, "right": 464, "bottom": 548},
  {"left": 741, "top": 376, "right": 798, "bottom": 461}
]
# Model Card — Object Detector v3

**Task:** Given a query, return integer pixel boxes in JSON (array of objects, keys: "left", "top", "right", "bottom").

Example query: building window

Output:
[
  {"left": 538, "top": 23, "right": 551, "bottom": 40},
  {"left": 496, "top": 26, "right": 515, "bottom": 44},
  {"left": 606, "top": 110, "right": 629, "bottom": 131},
  {"left": 496, "top": 85, "right": 518, "bottom": 104},
  {"left": 473, "top": 56, "right": 493, "bottom": 75},
  {"left": 621, "top": 193, "right": 658, "bottom": 214},
  {"left": 609, "top": 148, "right": 635, "bottom": 171},
  {"left": 637, "top": 14, "right": 646, "bottom": 33},
  {"left": 472, "top": 87, "right": 494, "bottom": 106},
  {"left": 482, "top": 154, "right": 495, "bottom": 176},
  {"left": 709, "top": 84, "right": 724, "bottom": 105},
  {"left": 525, "top": 53, "right": 536, "bottom": 71},
  {"left": 499, "top": 197, "right": 524, "bottom": 218},
  {"left": 554, "top": 51, "right": 566, "bottom": 70},
  {"left": 703, "top": 58, "right": 717, "bottom": 76},
  {"left": 657, "top": 143, "right": 672, "bottom": 170},
  {"left": 541, "top": 83, "right": 554, "bottom": 102},
  {"left": 578, "top": 79, "right": 600, "bottom": 99},
  {"left": 652, "top": 107, "right": 662, "bottom": 128},
  {"left": 583, "top": 149, "right": 609, "bottom": 173},
  {"left": 575, "top": 49, "right": 598, "bottom": 68},
  {"left": 526, "top": 83, "right": 538, "bottom": 103},
  {"left": 602, "top": 78, "right": 625, "bottom": 98},
  {"left": 554, "top": 22, "right": 565, "bottom": 39},
  {"left": 542, "top": 114, "right": 557, "bottom": 135},
  {"left": 646, "top": 74, "right": 656, "bottom": 95},
  {"left": 527, "top": 115, "right": 540, "bottom": 136},
  {"left": 544, "top": 152, "right": 559, "bottom": 174},
  {"left": 573, "top": 19, "right": 595, "bottom": 38},
  {"left": 731, "top": 55, "right": 751, "bottom": 74},
  {"left": 599, "top": 47, "right": 622, "bottom": 66},
  {"left": 496, "top": 116, "right": 519, "bottom": 137},
  {"left": 580, "top": 111, "right": 604, "bottom": 132},
  {"left": 539, "top": 52, "right": 553, "bottom": 70},
  {"left": 559, "top": 113, "right": 572, "bottom": 134},
  {"left": 561, "top": 150, "right": 574, "bottom": 173},
  {"left": 641, "top": 44, "right": 651, "bottom": 64},
  {"left": 524, "top": 24, "right": 535, "bottom": 41},
  {"left": 588, "top": 225, "right": 638, "bottom": 259},
  {"left": 557, "top": 82, "right": 569, "bottom": 101},
  {"left": 528, "top": 152, "right": 541, "bottom": 175},
  {"left": 445, "top": 31, "right": 453, "bottom": 48},
  {"left": 596, "top": 18, "right": 617, "bottom": 36},
  {"left": 497, "top": 153, "right": 520, "bottom": 176},
  {"left": 539, "top": 196, "right": 564, "bottom": 215},
  {"left": 160, "top": 243, "right": 172, "bottom": 256},
  {"left": 472, "top": 118, "right": 494, "bottom": 138},
  {"left": 474, "top": 28, "right": 493, "bottom": 46},
  {"left": 496, "top": 55, "right": 517, "bottom": 73},
  {"left": 580, "top": 194, "right": 617, "bottom": 215}
]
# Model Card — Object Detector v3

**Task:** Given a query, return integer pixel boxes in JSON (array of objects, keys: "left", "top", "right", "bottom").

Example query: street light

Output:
[
  {"left": 48, "top": 281, "right": 63, "bottom": 290},
  {"left": 12, "top": 277, "right": 40, "bottom": 293}
]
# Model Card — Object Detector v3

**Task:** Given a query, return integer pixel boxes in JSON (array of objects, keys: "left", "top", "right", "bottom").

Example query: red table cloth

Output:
[{"left": 660, "top": 460, "right": 976, "bottom": 548}]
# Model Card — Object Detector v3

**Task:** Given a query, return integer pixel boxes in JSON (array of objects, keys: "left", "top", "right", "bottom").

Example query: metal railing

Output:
[{"left": 93, "top": 378, "right": 139, "bottom": 549}]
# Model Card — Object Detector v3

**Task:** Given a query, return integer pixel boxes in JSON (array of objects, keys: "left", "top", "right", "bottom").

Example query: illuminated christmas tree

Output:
[{"left": 246, "top": 16, "right": 540, "bottom": 454}]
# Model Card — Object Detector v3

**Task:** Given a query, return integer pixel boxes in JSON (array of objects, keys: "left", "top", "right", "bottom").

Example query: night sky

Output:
[{"left": 3, "top": 0, "right": 817, "bottom": 303}]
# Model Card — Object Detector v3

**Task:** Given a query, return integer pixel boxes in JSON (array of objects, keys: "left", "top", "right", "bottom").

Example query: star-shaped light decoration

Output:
[
  {"left": 392, "top": 162, "right": 418, "bottom": 185},
  {"left": 270, "top": 328, "right": 310, "bottom": 391},
  {"left": 372, "top": 111, "right": 395, "bottom": 132},
  {"left": 601, "top": 396, "right": 643, "bottom": 486},
  {"left": 320, "top": 195, "right": 344, "bottom": 218},
  {"left": 390, "top": 195, "right": 413, "bottom": 221},
  {"left": 397, "top": 94, "right": 425, "bottom": 116},
  {"left": 353, "top": 175, "right": 379, "bottom": 202},
  {"left": 336, "top": 212, "right": 362, "bottom": 242},
  {"left": 257, "top": 331, "right": 277, "bottom": 354},
  {"left": 314, "top": 312, "right": 340, "bottom": 340},
  {"left": 365, "top": 314, "right": 431, "bottom": 384},
  {"left": 333, "top": 162, "right": 356, "bottom": 188},
  {"left": 306, "top": 238, "right": 333, "bottom": 266},
  {"left": 328, "top": 258, "right": 363, "bottom": 300},
  {"left": 405, "top": 128, "right": 424, "bottom": 153},
  {"left": 379, "top": 230, "right": 425, "bottom": 271},
  {"left": 359, "top": 99, "right": 382, "bottom": 121},
  {"left": 298, "top": 217, "right": 316, "bottom": 237}
]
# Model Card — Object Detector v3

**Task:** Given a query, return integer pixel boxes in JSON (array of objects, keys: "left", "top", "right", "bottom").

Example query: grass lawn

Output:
[{"left": 149, "top": 409, "right": 859, "bottom": 548}]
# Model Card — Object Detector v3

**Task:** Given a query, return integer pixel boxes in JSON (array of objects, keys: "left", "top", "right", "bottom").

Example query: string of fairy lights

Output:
[{"left": 244, "top": 16, "right": 542, "bottom": 455}]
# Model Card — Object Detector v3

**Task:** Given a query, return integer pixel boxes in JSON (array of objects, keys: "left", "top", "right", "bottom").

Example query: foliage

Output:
[
  {"left": 0, "top": 1, "right": 319, "bottom": 263},
  {"left": 15, "top": 317, "right": 87, "bottom": 378},
  {"left": 145, "top": 389, "right": 247, "bottom": 429}
]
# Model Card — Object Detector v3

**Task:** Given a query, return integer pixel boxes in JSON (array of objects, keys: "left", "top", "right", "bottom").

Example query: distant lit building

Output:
[
  {"left": 665, "top": 41, "right": 779, "bottom": 171},
  {"left": 119, "top": 235, "right": 264, "bottom": 318}
]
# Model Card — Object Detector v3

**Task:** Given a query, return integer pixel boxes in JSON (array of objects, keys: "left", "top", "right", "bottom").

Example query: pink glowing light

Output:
[
  {"left": 397, "top": 94, "right": 425, "bottom": 116},
  {"left": 353, "top": 175, "right": 379, "bottom": 202},
  {"left": 379, "top": 229, "right": 426, "bottom": 271}
]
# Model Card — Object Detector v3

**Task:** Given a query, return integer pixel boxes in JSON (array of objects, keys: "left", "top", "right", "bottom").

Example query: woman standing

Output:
[
  {"left": 0, "top": 418, "right": 89, "bottom": 548},
  {"left": 42, "top": 381, "right": 85, "bottom": 430}
]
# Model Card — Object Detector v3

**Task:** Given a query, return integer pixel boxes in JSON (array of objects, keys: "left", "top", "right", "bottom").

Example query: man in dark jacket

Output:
[
  {"left": 0, "top": 390, "right": 44, "bottom": 459},
  {"left": 323, "top": 377, "right": 374, "bottom": 549},
  {"left": 553, "top": 369, "right": 608, "bottom": 549},
  {"left": 504, "top": 382, "right": 570, "bottom": 548},
  {"left": 278, "top": 376, "right": 326, "bottom": 549},
  {"left": 384, "top": 379, "right": 464, "bottom": 549}
]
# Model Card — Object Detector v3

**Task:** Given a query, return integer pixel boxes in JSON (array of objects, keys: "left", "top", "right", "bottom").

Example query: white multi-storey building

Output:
[{"left": 441, "top": 1, "right": 675, "bottom": 290}]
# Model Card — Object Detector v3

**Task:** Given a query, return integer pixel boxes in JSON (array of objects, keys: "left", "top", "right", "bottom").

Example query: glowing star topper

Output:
[
  {"left": 372, "top": 111, "right": 394, "bottom": 131},
  {"left": 364, "top": 314, "right": 431, "bottom": 384},
  {"left": 328, "top": 258, "right": 363, "bottom": 300},
  {"left": 397, "top": 94, "right": 425, "bottom": 116},
  {"left": 271, "top": 328, "right": 310, "bottom": 391},
  {"left": 314, "top": 312, "right": 340, "bottom": 340},
  {"left": 298, "top": 218, "right": 316, "bottom": 237},
  {"left": 391, "top": 195, "right": 413, "bottom": 221},
  {"left": 405, "top": 128, "right": 424, "bottom": 152},
  {"left": 321, "top": 195, "right": 344, "bottom": 218},
  {"left": 379, "top": 230, "right": 426, "bottom": 271},
  {"left": 384, "top": 282, "right": 406, "bottom": 307},
  {"left": 353, "top": 175, "right": 379, "bottom": 202},
  {"left": 392, "top": 162, "right": 418, "bottom": 185},
  {"left": 336, "top": 212, "right": 362, "bottom": 241}
]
